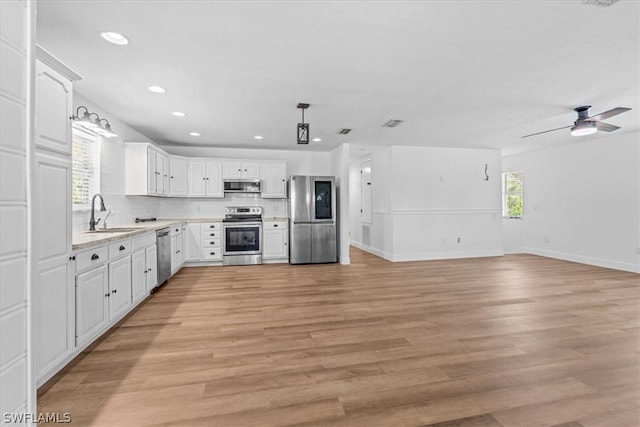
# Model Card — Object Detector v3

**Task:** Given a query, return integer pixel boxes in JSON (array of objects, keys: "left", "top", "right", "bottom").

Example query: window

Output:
[
  {"left": 72, "top": 126, "right": 101, "bottom": 211},
  {"left": 502, "top": 171, "right": 523, "bottom": 218}
]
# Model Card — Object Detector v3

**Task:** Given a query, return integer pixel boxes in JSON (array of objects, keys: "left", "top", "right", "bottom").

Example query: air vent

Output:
[
  {"left": 383, "top": 119, "right": 403, "bottom": 128},
  {"left": 582, "top": 0, "right": 619, "bottom": 6},
  {"left": 337, "top": 128, "right": 352, "bottom": 135}
]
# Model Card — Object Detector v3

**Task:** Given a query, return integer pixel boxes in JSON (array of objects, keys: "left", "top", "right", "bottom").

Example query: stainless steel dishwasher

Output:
[{"left": 156, "top": 227, "right": 171, "bottom": 288}]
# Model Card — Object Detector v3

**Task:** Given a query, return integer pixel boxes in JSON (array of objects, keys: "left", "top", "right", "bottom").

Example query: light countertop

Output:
[{"left": 72, "top": 217, "right": 288, "bottom": 251}]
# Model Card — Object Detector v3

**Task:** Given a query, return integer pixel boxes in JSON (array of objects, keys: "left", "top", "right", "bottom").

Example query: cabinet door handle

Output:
[
  {"left": 210, "top": 233, "right": 216, "bottom": 237},
  {"left": 175, "top": 228, "right": 179, "bottom": 232},
  {"left": 105, "top": 293, "right": 110, "bottom": 298},
  {"left": 148, "top": 267, "right": 152, "bottom": 272},
  {"left": 209, "top": 225, "right": 216, "bottom": 228},
  {"left": 210, "top": 241, "right": 215, "bottom": 245},
  {"left": 210, "top": 252, "right": 215, "bottom": 255},
  {"left": 91, "top": 254, "right": 100, "bottom": 260},
  {"left": 144, "top": 269, "right": 148, "bottom": 274},
  {"left": 69, "top": 255, "right": 76, "bottom": 261},
  {"left": 171, "top": 176, "right": 174, "bottom": 179},
  {"left": 119, "top": 245, "right": 125, "bottom": 251},
  {"left": 112, "top": 289, "right": 117, "bottom": 294},
  {"left": 273, "top": 224, "right": 278, "bottom": 228}
]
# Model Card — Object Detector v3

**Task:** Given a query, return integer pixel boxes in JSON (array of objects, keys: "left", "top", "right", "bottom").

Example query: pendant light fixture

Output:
[
  {"left": 297, "top": 103, "right": 310, "bottom": 144},
  {"left": 71, "top": 106, "right": 118, "bottom": 138}
]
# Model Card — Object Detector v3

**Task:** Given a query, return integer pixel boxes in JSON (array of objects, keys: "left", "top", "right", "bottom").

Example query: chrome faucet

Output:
[{"left": 89, "top": 193, "right": 107, "bottom": 231}]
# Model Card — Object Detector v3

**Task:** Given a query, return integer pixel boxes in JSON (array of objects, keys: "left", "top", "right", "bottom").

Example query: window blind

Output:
[{"left": 72, "top": 127, "right": 100, "bottom": 211}]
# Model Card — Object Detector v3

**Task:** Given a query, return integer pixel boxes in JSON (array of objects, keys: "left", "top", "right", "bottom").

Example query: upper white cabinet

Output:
[
  {"left": 261, "top": 161, "right": 287, "bottom": 198},
  {"left": 35, "top": 55, "right": 76, "bottom": 155},
  {"left": 169, "top": 156, "right": 188, "bottom": 197},
  {"left": 188, "top": 159, "right": 223, "bottom": 197},
  {"left": 223, "top": 160, "right": 260, "bottom": 180},
  {"left": 125, "top": 143, "right": 169, "bottom": 196}
]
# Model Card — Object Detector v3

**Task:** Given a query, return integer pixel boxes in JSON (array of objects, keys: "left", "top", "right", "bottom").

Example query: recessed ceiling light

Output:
[
  {"left": 148, "top": 86, "right": 166, "bottom": 93},
  {"left": 189, "top": 132, "right": 200, "bottom": 137},
  {"left": 100, "top": 32, "right": 129, "bottom": 46},
  {"left": 312, "top": 138, "right": 322, "bottom": 142},
  {"left": 254, "top": 135, "right": 263, "bottom": 140},
  {"left": 172, "top": 111, "right": 186, "bottom": 117}
]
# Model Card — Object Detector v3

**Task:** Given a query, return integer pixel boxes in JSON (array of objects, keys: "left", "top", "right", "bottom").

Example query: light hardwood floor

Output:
[{"left": 38, "top": 248, "right": 640, "bottom": 426}]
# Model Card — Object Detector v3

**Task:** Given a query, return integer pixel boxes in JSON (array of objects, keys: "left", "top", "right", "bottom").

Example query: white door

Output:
[
  {"left": 261, "top": 162, "right": 287, "bottom": 198},
  {"left": 188, "top": 160, "right": 206, "bottom": 196},
  {"left": 145, "top": 245, "right": 158, "bottom": 291},
  {"left": 242, "top": 161, "right": 261, "bottom": 179},
  {"left": 361, "top": 159, "right": 372, "bottom": 224},
  {"left": 76, "top": 265, "right": 109, "bottom": 347},
  {"left": 263, "top": 229, "right": 288, "bottom": 259},
  {"left": 162, "top": 155, "right": 170, "bottom": 196},
  {"left": 170, "top": 157, "right": 188, "bottom": 196},
  {"left": 222, "top": 160, "right": 242, "bottom": 179},
  {"left": 170, "top": 235, "right": 178, "bottom": 274},
  {"left": 131, "top": 249, "right": 147, "bottom": 303},
  {"left": 108, "top": 257, "right": 132, "bottom": 321},
  {"left": 35, "top": 61, "right": 73, "bottom": 155},
  {"left": 206, "top": 161, "right": 223, "bottom": 197},
  {"left": 147, "top": 149, "right": 157, "bottom": 195},
  {"left": 185, "top": 223, "right": 201, "bottom": 261}
]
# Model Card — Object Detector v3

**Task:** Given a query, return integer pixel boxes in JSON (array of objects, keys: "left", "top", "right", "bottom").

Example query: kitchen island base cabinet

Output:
[
  {"left": 75, "top": 265, "right": 109, "bottom": 348},
  {"left": 108, "top": 256, "right": 132, "bottom": 321}
]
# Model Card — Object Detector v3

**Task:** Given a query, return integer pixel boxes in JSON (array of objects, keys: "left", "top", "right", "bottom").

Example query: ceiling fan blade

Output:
[
  {"left": 521, "top": 125, "right": 572, "bottom": 139},
  {"left": 595, "top": 122, "right": 620, "bottom": 132},
  {"left": 587, "top": 107, "right": 631, "bottom": 122}
]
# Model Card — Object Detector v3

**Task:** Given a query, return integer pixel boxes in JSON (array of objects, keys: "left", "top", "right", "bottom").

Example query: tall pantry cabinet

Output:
[{"left": 33, "top": 47, "right": 81, "bottom": 385}]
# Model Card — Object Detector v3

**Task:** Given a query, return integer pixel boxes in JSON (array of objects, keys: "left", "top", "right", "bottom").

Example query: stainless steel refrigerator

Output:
[{"left": 289, "top": 175, "right": 337, "bottom": 264}]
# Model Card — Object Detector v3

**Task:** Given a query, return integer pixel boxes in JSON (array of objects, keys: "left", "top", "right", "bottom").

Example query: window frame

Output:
[
  {"left": 502, "top": 170, "right": 523, "bottom": 219},
  {"left": 71, "top": 126, "right": 102, "bottom": 212}
]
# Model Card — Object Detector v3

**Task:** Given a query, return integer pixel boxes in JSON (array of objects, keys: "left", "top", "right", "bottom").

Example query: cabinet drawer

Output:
[
  {"left": 109, "top": 238, "right": 132, "bottom": 260},
  {"left": 201, "top": 229, "right": 221, "bottom": 239},
  {"left": 132, "top": 232, "right": 155, "bottom": 251},
  {"left": 76, "top": 246, "right": 108, "bottom": 273},
  {"left": 264, "top": 221, "right": 288, "bottom": 230},
  {"left": 201, "top": 247, "right": 222, "bottom": 260},
  {"left": 201, "top": 222, "right": 221, "bottom": 231},
  {"left": 202, "top": 238, "right": 221, "bottom": 248}
]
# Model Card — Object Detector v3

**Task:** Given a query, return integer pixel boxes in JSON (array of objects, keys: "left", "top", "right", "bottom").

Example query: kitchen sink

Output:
[{"left": 84, "top": 227, "right": 145, "bottom": 234}]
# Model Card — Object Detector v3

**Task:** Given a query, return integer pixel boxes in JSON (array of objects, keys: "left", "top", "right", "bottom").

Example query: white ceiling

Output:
[{"left": 36, "top": 0, "right": 639, "bottom": 154}]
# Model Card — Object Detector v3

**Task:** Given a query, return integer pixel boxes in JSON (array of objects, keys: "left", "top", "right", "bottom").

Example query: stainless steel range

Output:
[{"left": 222, "top": 206, "right": 263, "bottom": 266}]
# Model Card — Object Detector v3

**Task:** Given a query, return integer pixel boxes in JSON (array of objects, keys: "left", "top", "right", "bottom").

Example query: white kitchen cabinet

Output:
[
  {"left": 169, "top": 156, "right": 188, "bottom": 196},
  {"left": 201, "top": 222, "right": 222, "bottom": 261},
  {"left": 185, "top": 223, "right": 201, "bottom": 261},
  {"left": 108, "top": 255, "right": 132, "bottom": 321},
  {"left": 188, "top": 160, "right": 223, "bottom": 197},
  {"left": 170, "top": 225, "right": 185, "bottom": 274},
  {"left": 145, "top": 245, "right": 158, "bottom": 291},
  {"left": 34, "top": 152, "right": 74, "bottom": 380},
  {"left": 35, "top": 59, "right": 74, "bottom": 155},
  {"left": 125, "top": 143, "right": 171, "bottom": 196},
  {"left": 223, "top": 160, "right": 260, "bottom": 180},
  {"left": 75, "top": 265, "right": 108, "bottom": 348},
  {"left": 261, "top": 161, "right": 287, "bottom": 198},
  {"left": 131, "top": 249, "right": 147, "bottom": 303},
  {"left": 263, "top": 220, "right": 289, "bottom": 261}
]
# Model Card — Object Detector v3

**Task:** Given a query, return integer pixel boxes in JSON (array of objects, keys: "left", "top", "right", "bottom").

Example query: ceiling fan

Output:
[{"left": 522, "top": 105, "right": 632, "bottom": 138}]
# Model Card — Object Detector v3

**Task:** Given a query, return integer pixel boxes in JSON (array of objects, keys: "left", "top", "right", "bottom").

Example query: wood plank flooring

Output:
[{"left": 38, "top": 248, "right": 640, "bottom": 426}]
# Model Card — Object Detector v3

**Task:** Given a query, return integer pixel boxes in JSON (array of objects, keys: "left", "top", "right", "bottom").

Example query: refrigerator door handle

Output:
[{"left": 311, "top": 220, "right": 335, "bottom": 224}]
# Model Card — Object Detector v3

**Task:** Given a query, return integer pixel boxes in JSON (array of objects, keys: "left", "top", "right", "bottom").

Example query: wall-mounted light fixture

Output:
[
  {"left": 297, "top": 103, "right": 310, "bottom": 144},
  {"left": 71, "top": 106, "right": 118, "bottom": 138}
]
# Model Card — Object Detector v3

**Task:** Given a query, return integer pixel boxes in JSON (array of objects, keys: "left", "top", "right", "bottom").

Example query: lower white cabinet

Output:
[
  {"left": 131, "top": 249, "right": 147, "bottom": 303},
  {"left": 183, "top": 222, "right": 223, "bottom": 263},
  {"left": 263, "top": 220, "right": 289, "bottom": 261},
  {"left": 186, "top": 223, "right": 201, "bottom": 261},
  {"left": 170, "top": 225, "right": 185, "bottom": 274},
  {"left": 75, "top": 265, "right": 109, "bottom": 348},
  {"left": 146, "top": 245, "right": 158, "bottom": 291},
  {"left": 108, "top": 256, "right": 132, "bottom": 320}
]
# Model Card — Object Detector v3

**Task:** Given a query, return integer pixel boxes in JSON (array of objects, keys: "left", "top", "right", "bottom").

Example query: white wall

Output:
[
  {"left": 0, "top": 0, "right": 35, "bottom": 420},
  {"left": 352, "top": 145, "right": 503, "bottom": 261},
  {"left": 503, "top": 132, "right": 640, "bottom": 273},
  {"left": 330, "top": 143, "right": 351, "bottom": 264}
]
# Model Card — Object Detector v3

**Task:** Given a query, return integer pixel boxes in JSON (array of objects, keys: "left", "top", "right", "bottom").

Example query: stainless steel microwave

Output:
[{"left": 223, "top": 179, "right": 261, "bottom": 193}]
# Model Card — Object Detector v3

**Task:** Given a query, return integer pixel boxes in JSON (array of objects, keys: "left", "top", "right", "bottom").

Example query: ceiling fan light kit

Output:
[{"left": 521, "top": 105, "right": 631, "bottom": 139}]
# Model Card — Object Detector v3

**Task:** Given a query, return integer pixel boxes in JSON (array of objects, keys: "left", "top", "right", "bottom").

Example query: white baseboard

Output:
[
  {"left": 391, "top": 249, "right": 504, "bottom": 262},
  {"left": 350, "top": 241, "right": 394, "bottom": 261},
  {"left": 523, "top": 246, "right": 640, "bottom": 274}
]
